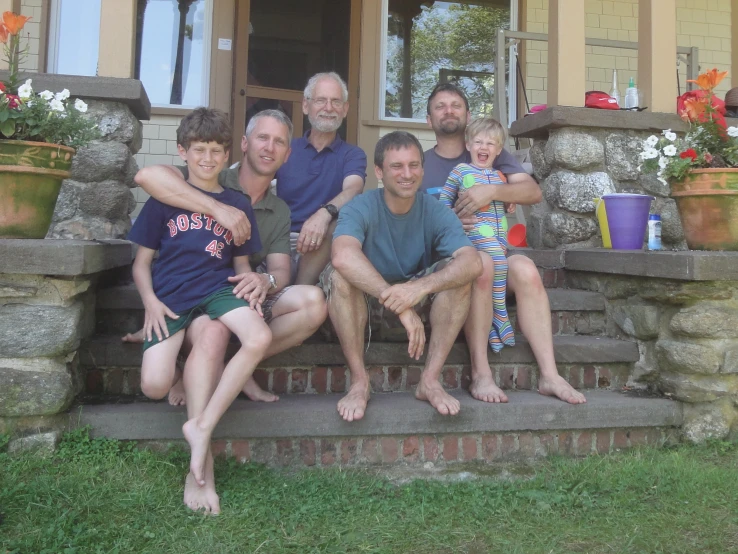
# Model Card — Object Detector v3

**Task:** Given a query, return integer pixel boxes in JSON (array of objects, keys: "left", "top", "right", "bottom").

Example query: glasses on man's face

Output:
[{"left": 310, "top": 97, "right": 345, "bottom": 109}]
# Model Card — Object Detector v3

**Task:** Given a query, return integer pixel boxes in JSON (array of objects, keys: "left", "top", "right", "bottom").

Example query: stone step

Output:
[
  {"left": 80, "top": 335, "right": 639, "bottom": 397},
  {"left": 94, "top": 285, "right": 607, "bottom": 336},
  {"left": 73, "top": 391, "right": 682, "bottom": 467}
]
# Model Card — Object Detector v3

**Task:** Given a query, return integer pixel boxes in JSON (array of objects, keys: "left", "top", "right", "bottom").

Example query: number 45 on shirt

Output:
[{"left": 205, "top": 240, "right": 224, "bottom": 259}]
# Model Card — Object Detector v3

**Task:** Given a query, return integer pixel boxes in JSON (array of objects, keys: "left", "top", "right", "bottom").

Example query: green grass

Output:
[{"left": 1, "top": 430, "right": 737, "bottom": 554}]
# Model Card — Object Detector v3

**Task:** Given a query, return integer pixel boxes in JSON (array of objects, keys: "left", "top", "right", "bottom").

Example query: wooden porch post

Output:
[
  {"left": 546, "top": 0, "right": 586, "bottom": 107},
  {"left": 732, "top": 2, "right": 738, "bottom": 87},
  {"left": 98, "top": 0, "right": 136, "bottom": 78},
  {"left": 638, "top": 0, "right": 677, "bottom": 114}
]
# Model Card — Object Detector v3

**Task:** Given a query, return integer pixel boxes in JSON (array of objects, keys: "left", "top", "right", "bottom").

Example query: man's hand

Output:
[
  {"left": 142, "top": 297, "right": 179, "bottom": 342},
  {"left": 214, "top": 203, "right": 252, "bottom": 246},
  {"left": 379, "top": 281, "right": 426, "bottom": 315},
  {"left": 296, "top": 209, "right": 333, "bottom": 254},
  {"left": 398, "top": 309, "right": 425, "bottom": 360},
  {"left": 228, "top": 272, "right": 268, "bottom": 316},
  {"left": 458, "top": 214, "right": 479, "bottom": 233},
  {"left": 454, "top": 186, "right": 496, "bottom": 218}
]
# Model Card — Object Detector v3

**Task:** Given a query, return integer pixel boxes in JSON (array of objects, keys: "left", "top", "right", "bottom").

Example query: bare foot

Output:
[
  {"left": 182, "top": 418, "right": 211, "bottom": 486},
  {"left": 121, "top": 329, "right": 144, "bottom": 343},
  {"left": 539, "top": 374, "right": 587, "bottom": 404},
  {"left": 168, "top": 377, "right": 186, "bottom": 406},
  {"left": 415, "top": 378, "right": 460, "bottom": 416},
  {"left": 184, "top": 470, "right": 219, "bottom": 515},
  {"left": 469, "top": 373, "right": 508, "bottom": 403},
  {"left": 337, "top": 381, "right": 370, "bottom": 422},
  {"left": 242, "top": 376, "right": 279, "bottom": 402}
]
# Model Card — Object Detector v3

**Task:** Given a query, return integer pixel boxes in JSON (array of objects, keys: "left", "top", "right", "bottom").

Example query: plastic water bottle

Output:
[
  {"left": 625, "top": 77, "right": 639, "bottom": 109},
  {"left": 648, "top": 214, "right": 662, "bottom": 250},
  {"left": 609, "top": 69, "right": 620, "bottom": 107}
]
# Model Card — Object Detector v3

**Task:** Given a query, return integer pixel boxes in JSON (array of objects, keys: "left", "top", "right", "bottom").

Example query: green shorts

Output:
[{"left": 142, "top": 286, "right": 249, "bottom": 352}]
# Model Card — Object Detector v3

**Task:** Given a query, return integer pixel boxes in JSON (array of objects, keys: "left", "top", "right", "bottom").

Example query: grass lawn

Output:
[{"left": 1, "top": 430, "right": 737, "bottom": 554}]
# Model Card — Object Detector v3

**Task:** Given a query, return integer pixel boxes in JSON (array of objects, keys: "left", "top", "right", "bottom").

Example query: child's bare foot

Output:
[
  {"left": 242, "top": 377, "right": 279, "bottom": 402},
  {"left": 168, "top": 378, "right": 186, "bottom": 406},
  {"left": 337, "top": 381, "right": 370, "bottom": 422},
  {"left": 183, "top": 449, "right": 220, "bottom": 514},
  {"left": 121, "top": 329, "right": 144, "bottom": 343},
  {"left": 182, "top": 418, "right": 211, "bottom": 486},
  {"left": 416, "top": 377, "right": 460, "bottom": 415},
  {"left": 539, "top": 374, "right": 587, "bottom": 404},
  {"left": 470, "top": 373, "right": 508, "bottom": 403}
]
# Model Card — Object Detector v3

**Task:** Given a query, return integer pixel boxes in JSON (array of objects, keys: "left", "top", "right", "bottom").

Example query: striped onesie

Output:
[{"left": 440, "top": 163, "right": 515, "bottom": 352}]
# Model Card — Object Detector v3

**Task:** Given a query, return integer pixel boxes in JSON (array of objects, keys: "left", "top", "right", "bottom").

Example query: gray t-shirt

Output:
[
  {"left": 421, "top": 147, "right": 525, "bottom": 193},
  {"left": 334, "top": 189, "right": 473, "bottom": 283}
]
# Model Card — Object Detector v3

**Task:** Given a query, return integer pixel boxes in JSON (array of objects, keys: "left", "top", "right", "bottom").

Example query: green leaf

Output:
[
  {"left": 0, "top": 110, "right": 8, "bottom": 123},
  {"left": 0, "top": 119, "right": 16, "bottom": 137}
]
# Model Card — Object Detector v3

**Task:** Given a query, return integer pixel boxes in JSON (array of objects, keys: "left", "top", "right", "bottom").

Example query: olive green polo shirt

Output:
[{"left": 177, "top": 164, "right": 291, "bottom": 269}]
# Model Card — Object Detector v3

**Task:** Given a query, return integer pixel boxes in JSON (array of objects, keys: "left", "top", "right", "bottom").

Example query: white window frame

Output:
[
  {"left": 146, "top": 0, "right": 214, "bottom": 109},
  {"left": 47, "top": 0, "right": 101, "bottom": 75},
  {"left": 378, "top": 0, "right": 518, "bottom": 124}
]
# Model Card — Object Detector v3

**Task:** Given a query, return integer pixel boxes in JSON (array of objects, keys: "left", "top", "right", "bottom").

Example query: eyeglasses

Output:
[{"left": 309, "top": 97, "right": 345, "bottom": 109}]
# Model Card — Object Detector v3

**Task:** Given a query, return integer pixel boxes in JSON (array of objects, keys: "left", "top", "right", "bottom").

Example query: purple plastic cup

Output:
[{"left": 602, "top": 193, "right": 653, "bottom": 250}]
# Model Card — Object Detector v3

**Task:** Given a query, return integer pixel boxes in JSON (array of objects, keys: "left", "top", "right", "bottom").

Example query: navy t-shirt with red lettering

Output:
[{"left": 128, "top": 185, "right": 261, "bottom": 313}]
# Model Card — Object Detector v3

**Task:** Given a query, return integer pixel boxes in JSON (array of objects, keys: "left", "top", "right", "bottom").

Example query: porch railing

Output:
[{"left": 492, "top": 30, "right": 700, "bottom": 129}]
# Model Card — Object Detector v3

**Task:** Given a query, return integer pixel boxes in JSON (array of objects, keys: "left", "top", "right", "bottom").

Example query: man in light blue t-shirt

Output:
[{"left": 319, "top": 131, "right": 483, "bottom": 422}]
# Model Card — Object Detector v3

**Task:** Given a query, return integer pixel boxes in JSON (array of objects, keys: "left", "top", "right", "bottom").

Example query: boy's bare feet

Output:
[
  {"left": 184, "top": 450, "right": 220, "bottom": 514},
  {"left": 242, "top": 378, "right": 279, "bottom": 402},
  {"left": 415, "top": 377, "right": 460, "bottom": 415},
  {"left": 539, "top": 374, "right": 587, "bottom": 404},
  {"left": 470, "top": 372, "right": 509, "bottom": 403},
  {"left": 169, "top": 378, "right": 186, "bottom": 406},
  {"left": 121, "top": 329, "right": 144, "bottom": 343},
  {"left": 337, "top": 381, "right": 370, "bottom": 422},
  {"left": 182, "top": 418, "right": 211, "bottom": 486}
]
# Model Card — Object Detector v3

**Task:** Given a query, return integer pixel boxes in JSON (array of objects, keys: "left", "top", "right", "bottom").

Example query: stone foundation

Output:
[{"left": 0, "top": 240, "right": 131, "bottom": 449}]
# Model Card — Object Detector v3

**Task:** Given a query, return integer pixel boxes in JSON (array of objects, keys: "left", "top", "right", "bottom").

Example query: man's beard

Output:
[
  {"left": 309, "top": 112, "right": 342, "bottom": 133},
  {"left": 436, "top": 117, "right": 464, "bottom": 135}
]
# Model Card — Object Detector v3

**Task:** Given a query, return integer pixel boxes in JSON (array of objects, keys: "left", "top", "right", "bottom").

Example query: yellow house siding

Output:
[
  {"left": 19, "top": 0, "right": 42, "bottom": 71},
  {"left": 523, "top": 0, "right": 732, "bottom": 111}
]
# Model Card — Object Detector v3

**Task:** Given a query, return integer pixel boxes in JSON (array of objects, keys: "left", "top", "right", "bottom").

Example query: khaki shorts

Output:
[{"left": 318, "top": 258, "right": 450, "bottom": 341}]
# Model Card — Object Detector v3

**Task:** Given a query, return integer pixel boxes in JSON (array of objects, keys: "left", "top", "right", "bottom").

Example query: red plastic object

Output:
[
  {"left": 508, "top": 223, "right": 527, "bottom": 247},
  {"left": 585, "top": 91, "right": 619, "bottom": 110}
]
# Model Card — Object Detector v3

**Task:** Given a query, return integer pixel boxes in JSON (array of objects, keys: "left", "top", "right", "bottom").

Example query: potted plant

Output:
[
  {"left": 0, "top": 11, "right": 99, "bottom": 238},
  {"left": 639, "top": 69, "right": 738, "bottom": 251}
]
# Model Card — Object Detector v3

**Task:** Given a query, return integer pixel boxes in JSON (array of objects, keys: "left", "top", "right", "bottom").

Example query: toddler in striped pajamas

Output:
[{"left": 439, "top": 117, "right": 515, "bottom": 352}]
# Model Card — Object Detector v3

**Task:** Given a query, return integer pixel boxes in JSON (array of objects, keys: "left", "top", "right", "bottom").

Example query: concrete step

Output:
[
  {"left": 80, "top": 335, "right": 639, "bottom": 397},
  {"left": 94, "top": 285, "right": 607, "bottom": 336},
  {"left": 73, "top": 391, "right": 682, "bottom": 467}
]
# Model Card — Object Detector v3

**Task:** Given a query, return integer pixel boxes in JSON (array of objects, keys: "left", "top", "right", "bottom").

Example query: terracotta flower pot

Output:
[
  {"left": 0, "top": 139, "right": 75, "bottom": 238},
  {"left": 670, "top": 168, "right": 738, "bottom": 251}
]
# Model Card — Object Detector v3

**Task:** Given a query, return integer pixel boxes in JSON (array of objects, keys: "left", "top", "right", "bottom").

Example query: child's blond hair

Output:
[{"left": 465, "top": 117, "right": 506, "bottom": 147}]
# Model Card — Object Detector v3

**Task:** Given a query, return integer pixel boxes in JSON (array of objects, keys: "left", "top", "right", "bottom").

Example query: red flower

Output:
[
  {"left": 5, "top": 93, "right": 20, "bottom": 108},
  {"left": 0, "top": 82, "right": 5, "bottom": 92},
  {"left": 680, "top": 148, "right": 698, "bottom": 161}
]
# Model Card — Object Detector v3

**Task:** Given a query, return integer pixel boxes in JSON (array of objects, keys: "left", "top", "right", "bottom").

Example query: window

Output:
[
  {"left": 47, "top": 0, "right": 102, "bottom": 76},
  {"left": 135, "top": 0, "right": 213, "bottom": 108},
  {"left": 381, "top": 0, "right": 513, "bottom": 122}
]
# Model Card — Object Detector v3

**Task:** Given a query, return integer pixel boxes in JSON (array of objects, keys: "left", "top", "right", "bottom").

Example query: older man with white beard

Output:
[{"left": 276, "top": 72, "right": 367, "bottom": 285}]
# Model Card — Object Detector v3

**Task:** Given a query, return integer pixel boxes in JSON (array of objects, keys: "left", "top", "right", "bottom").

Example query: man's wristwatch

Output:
[
  {"left": 265, "top": 273, "right": 277, "bottom": 290},
  {"left": 321, "top": 203, "right": 339, "bottom": 220}
]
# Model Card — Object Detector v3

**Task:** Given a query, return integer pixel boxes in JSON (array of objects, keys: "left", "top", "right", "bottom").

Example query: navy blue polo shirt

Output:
[
  {"left": 275, "top": 131, "right": 367, "bottom": 232},
  {"left": 128, "top": 186, "right": 261, "bottom": 313}
]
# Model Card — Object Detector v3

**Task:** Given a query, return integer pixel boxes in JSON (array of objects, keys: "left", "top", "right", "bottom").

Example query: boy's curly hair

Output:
[{"left": 176, "top": 107, "right": 233, "bottom": 151}]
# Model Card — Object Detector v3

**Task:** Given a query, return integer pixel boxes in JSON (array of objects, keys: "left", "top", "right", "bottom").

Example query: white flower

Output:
[
  {"left": 640, "top": 147, "right": 659, "bottom": 160},
  {"left": 727, "top": 126, "right": 738, "bottom": 138},
  {"left": 662, "top": 129, "right": 677, "bottom": 142},
  {"left": 49, "top": 98, "right": 65, "bottom": 112},
  {"left": 39, "top": 90, "right": 54, "bottom": 101},
  {"left": 26, "top": 100, "right": 32, "bottom": 107},
  {"left": 17, "top": 79, "right": 32, "bottom": 99},
  {"left": 645, "top": 135, "right": 659, "bottom": 147},
  {"left": 55, "top": 89, "right": 70, "bottom": 101},
  {"left": 663, "top": 144, "right": 677, "bottom": 156},
  {"left": 658, "top": 156, "right": 668, "bottom": 169},
  {"left": 74, "top": 98, "right": 88, "bottom": 113}
]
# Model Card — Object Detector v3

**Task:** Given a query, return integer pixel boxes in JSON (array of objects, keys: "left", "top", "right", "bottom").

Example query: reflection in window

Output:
[
  {"left": 48, "top": 0, "right": 101, "bottom": 76},
  {"left": 135, "top": 0, "right": 211, "bottom": 107},
  {"left": 384, "top": 0, "right": 510, "bottom": 120}
]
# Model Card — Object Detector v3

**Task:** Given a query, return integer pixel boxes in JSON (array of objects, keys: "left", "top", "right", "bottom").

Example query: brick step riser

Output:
[
  {"left": 83, "top": 363, "right": 631, "bottom": 398},
  {"left": 135, "top": 427, "right": 677, "bottom": 468},
  {"left": 94, "top": 308, "right": 605, "bottom": 337}
]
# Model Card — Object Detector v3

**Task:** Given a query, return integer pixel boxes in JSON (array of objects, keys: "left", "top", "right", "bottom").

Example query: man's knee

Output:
[
  {"left": 329, "top": 268, "right": 356, "bottom": 299},
  {"left": 473, "top": 253, "right": 495, "bottom": 291},
  {"left": 301, "top": 286, "right": 328, "bottom": 327},
  {"left": 185, "top": 317, "right": 231, "bottom": 359}
]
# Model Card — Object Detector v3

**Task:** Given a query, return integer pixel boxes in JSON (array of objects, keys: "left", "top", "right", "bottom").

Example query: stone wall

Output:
[
  {"left": 563, "top": 250, "right": 738, "bottom": 443},
  {"left": 47, "top": 101, "right": 142, "bottom": 240},
  {"left": 0, "top": 240, "right": 131, "bottom": 452}
]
